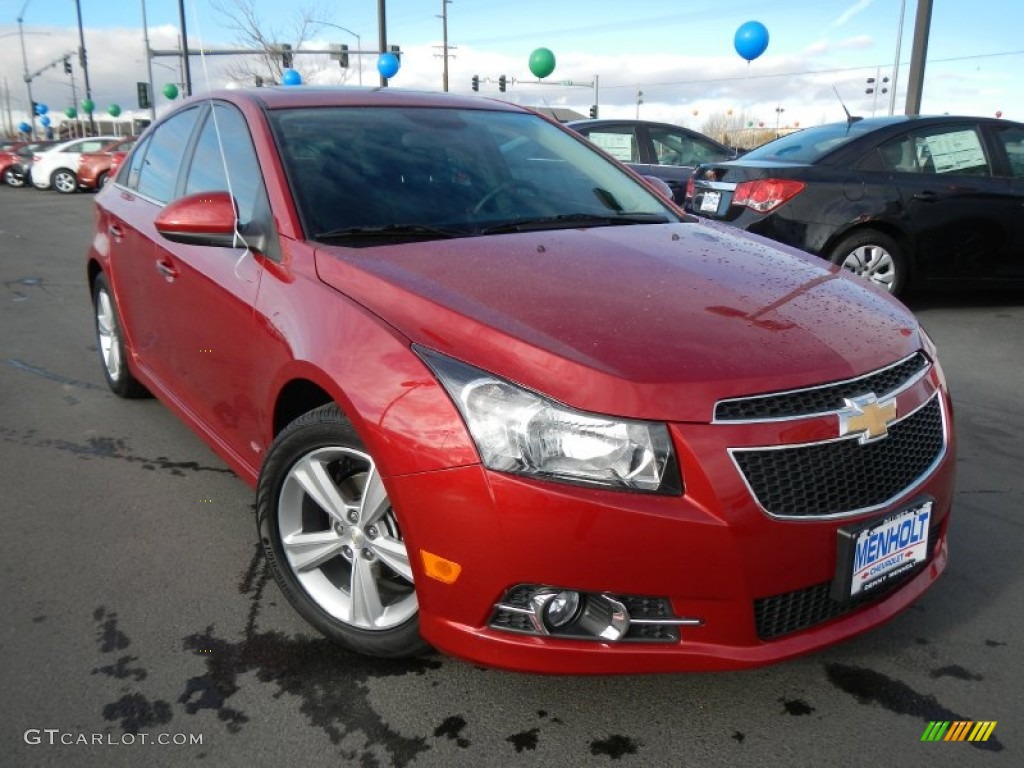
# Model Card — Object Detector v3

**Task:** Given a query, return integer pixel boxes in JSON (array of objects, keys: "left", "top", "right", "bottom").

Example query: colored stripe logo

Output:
[{"left": 921, "top": 721, "right": 997, "bottom": 742}]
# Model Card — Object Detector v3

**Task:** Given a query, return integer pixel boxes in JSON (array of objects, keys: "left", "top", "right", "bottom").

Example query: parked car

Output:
[
  {"left": 77, "top": 136, "right": 137, "bottom": 191},
  {"left": 31, "top": 135, "right": 118, "bottom": 193},
  {"left": 88, "top": 88, "right": 955, "bottom": 673},
  {"left": 1, "top": 140, "right": 56, "bottom": 186},
  {"left": 686, "top": 115, "right": 1024, "bottom": 295},
  {"left": 567, "top": 118, "right": 739, "bottom": 203}
]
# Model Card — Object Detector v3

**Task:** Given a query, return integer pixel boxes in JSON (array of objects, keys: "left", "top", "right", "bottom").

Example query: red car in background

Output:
[
  {"left": 77, "top": 136, "right": 136, "bottom": 191},
  {"left": 1, "top": 140, "right": 56, "bottom": 186},
  {"left": 87, "top": 88, "right": 956, "bottom": 673}
]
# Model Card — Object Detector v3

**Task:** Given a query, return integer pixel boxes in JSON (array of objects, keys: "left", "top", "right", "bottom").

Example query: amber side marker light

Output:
[{"left": 420, "top": 550, "right": 462, "bottom": 584}]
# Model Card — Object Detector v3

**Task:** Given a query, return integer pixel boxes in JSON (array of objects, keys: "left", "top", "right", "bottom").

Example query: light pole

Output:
[
  {"left": 74, "top": 0, "right": 95, "bottom": 133},
  {"left": 775, "top": 105, "right": 785, "bottom": 137},
  {"left": 312, "top": 20, "right": 363, "bottom": 86},
  {"left": 140, "top": 0, "right": 156, "bottom": 120},
  {"left": 17, "top": 0, "right": 36, "bottom": 138}
]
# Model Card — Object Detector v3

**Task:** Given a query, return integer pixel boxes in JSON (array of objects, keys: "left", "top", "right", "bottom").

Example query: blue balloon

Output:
[
  {"left": 35, "top": 102, "right": 49, "bottom": 115},
  {"left": 377, "top": 52, "right": 400, "bottom": 79},
  {"left": 18, "top": 121, "right": 31, "bottom": 133},
  {"left": 281, "top": 68, "right": 302, "bottom": 86},
  {"left": 734, "top": 21, "right": 770, "bottom": 62},
  {"left": 40, "top": 115, "right": 51, "bottom": 127}
]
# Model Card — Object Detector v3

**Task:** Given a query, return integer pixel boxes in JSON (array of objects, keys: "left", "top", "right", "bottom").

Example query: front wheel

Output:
[
  {"left": 92, "top": 273, "right": 149, "bottom": 398},
  {"left": 3, "top": 167, "right": 25, "bottom": 187},
  {"left": 828, "top": 229, "right": 908, "bottom": 296},
  {"left": 257, "top": 404, "right": 425, "bottom": 657},
  {"left": 52, "top": 168, "right": 79, "bottom": 194}
]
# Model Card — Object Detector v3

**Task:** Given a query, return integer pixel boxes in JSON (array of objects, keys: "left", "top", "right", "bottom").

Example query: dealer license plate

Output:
[
  {"left": 833, "top": 500, "right": 932, "bottom": 600},
  {"left": 699, "top": 190, "right": 721, "bottom": 214}
]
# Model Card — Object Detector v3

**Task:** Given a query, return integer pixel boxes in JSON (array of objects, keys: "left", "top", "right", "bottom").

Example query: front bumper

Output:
[{"left": 388, "top": 373, "right": 955, "bottom": 674}]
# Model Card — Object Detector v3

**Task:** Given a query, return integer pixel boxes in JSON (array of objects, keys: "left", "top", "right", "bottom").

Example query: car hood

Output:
[{"left": 314, "top": 221, "right": 921, "bottom": 423}]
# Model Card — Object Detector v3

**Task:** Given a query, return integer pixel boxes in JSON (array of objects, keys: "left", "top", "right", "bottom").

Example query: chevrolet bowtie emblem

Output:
[{"left": 838, "top": 394, "right": 898, "bottom": 443}]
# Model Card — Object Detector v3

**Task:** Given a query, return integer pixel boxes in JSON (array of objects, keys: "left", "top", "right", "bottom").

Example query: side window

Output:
[
  {"left": 994, "top": 124, "right": 1024, "bottom": 179},
  {"left": 123, "top": 134, "right": 152, "bottom": 189},
  {"left": 648, "top": 127, "right": 731, "bottom": 166},
  {"left": 913, "top": 127, "right": 989, "bottom": 176},
  {"left": 184, "top": 103, "right": 266, "bottom": 225},
  {"left": 584, "top": 127, "right": 640, "bottom": 163},
  {"left": 136, "top": 106, "right": 201, "bottom": 203}
]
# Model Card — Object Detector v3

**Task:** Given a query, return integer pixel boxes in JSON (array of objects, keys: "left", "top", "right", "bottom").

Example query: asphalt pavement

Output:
[{"left": 1, "top": 185, "right": 1021, "bottom": 767}]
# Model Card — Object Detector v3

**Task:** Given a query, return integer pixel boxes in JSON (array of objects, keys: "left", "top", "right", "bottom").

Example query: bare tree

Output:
[{"left": 211, "top": 0, "right": 347, "bottom": 86}]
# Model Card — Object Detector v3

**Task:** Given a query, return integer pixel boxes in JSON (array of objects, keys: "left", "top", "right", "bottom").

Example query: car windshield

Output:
[
  {"left": 742, "top": 121, "right": 878, "bottom": 163},
  {"left": 270, "top": 106, "right": 679, "bottom": 242}
]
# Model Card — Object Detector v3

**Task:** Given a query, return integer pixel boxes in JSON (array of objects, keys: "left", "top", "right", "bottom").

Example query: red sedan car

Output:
[
  {"left": 87, "top": 88, "right": 955, "bottom": 673},
  {"left": 77, "top": 136, "right": 136, "bottom": 191}
]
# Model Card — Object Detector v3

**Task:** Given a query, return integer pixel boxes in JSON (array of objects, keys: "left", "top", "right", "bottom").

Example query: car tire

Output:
[
  {"left": 92, "top": 273, "right": 149, "bottom": 398},
  {"left": 3, "top": 167, "right": 24, "bottom": 187},
  {"left": 828, "top": 229, "right": 908, "bottom": 296},
  {"left": 95, "top": 172, "right": 109, "bottom": 190},
  {"left": 52, "top": 168, "right": 79, "bottom": 194},
  {"left": 257, "top": 403, "right": 426, "bottom": 658}
]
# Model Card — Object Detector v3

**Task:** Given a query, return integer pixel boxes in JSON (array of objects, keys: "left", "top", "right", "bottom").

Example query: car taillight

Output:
[
  {"left": 732, "top": 179, "right": 805, "bottom": 213},
  {"left": 685, "top": 175, "right": 695, "bottom": 200}
]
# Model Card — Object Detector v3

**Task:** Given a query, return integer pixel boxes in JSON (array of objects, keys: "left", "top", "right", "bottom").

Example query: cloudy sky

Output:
[{"left": 1, "top": 0, "right": 1021, "bottom": 134}]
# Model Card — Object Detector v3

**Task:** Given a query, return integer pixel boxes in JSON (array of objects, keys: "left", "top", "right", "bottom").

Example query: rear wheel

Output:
[
  {"left": 257, "top": 404, "right": 425, "bottom": 657},
  {"left": 828, "top": 229, "right": 908, "bottom": 296},
  {"left": 96, "top": 171, "right": 109, "bottom": 190},
  {"left": 52, "top": 168, "right": 78, "bottom": 194}
]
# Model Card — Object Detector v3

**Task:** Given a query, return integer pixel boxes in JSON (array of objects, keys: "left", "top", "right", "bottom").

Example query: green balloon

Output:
[
  {"left": 65, "top": 107, "right": 77, "bottom": 118},
  {"left": 163, "top": 83, "right": 179, "bottom": 100},
  {"left": 528, "top": 47, "right": 556, "bottom": 79},
  {"left": 107, "top": 104, "right": 122, "bottom": 118},
  {"left": 81, "top": 98, "right": 94, "bottom": 114}
]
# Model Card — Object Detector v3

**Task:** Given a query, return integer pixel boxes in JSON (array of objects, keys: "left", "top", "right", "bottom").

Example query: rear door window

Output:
[{"left": 585, "top": 126, "right": 641, "bottom": 163}]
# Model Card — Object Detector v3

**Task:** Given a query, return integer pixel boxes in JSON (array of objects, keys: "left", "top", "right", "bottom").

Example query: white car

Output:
[{"left": 31, "top": 136, "right": 119, "bottom": 193}]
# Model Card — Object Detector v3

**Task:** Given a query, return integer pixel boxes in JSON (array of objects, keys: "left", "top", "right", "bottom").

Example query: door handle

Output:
[
  {"left": 912, "top": 190, "right": 939, "bottom": 202},
  {"left": 108, "top": 223, "right": 124, "bottom": 241},
  {"left": 155, "top": 259, "right": 178, "bottom": 282}
]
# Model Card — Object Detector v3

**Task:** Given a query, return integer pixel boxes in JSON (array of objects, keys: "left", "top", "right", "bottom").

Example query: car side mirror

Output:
[{"left": 155, "top": 190, "right": 264, "bottom": 252}]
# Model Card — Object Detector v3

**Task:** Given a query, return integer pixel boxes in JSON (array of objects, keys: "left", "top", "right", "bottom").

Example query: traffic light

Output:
[
  {"left": 389, "top": 44, "right": 401, "bottom": 59},
  {"left": 498, "top": 75, "right": 507, "bottom": 93},
  {"left": 137, "top": 81, "right": 151, "bottom": 110},
  {"left": 590, "top": 105, "right": 598, "bottom": 119},
  {"left": 63, "top": 56, "right": 72, "bottom": 75},
  {"left": 255, "top": 76, "right": 264, "bottom": 87},
  {"left": 78, "top": 48, "right": 87, "bottom": 69},
  {"left": 280, "top": 43, "right": 293, "bottom": 69},
  {"left": 339, "top": 44, "right": 349, "bottom": 68},
  {"left": 471, "top": 75, "right": 479, "bottom": 92}
]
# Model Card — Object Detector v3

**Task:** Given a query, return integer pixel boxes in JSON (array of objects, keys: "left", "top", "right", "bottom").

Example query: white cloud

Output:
[{"left": 831, "top": 0, "right": 875, "bottom": 28}]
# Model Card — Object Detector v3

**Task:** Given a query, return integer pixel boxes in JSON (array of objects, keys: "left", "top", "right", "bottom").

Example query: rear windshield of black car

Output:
[{"left": 742, "top": 122, "right": 878, "bottom": 163}]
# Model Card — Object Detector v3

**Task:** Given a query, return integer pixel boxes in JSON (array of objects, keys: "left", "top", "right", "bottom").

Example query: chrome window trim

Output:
[{"left": 728, "top": 391, "right": 948, "bottom": 521}]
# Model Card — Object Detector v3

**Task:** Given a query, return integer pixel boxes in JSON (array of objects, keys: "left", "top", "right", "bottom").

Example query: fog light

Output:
[{"left": 544, "top": 590, "right": 581, "bottom": 629}]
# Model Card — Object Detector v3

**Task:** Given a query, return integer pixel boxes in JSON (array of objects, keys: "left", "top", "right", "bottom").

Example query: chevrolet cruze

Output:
[{"left": 87, "top": 88, "right": 956, "bottom": 673}]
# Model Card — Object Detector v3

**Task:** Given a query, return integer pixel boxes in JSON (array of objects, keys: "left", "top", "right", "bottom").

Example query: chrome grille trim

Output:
[
  {"left": 729, "top": 392, "right": 948, "bottom": 520},
  {"left": 713, "top": 351, "right": 930, "bottom": 423}
]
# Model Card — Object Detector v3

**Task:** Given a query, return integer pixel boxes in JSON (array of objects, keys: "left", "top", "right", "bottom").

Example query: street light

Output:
[
  {"left": 775, "top": 105, "right": 786, "bottom": 137},
  {"left": 313, "top": 20, "right": 363, "bottom": 85}
]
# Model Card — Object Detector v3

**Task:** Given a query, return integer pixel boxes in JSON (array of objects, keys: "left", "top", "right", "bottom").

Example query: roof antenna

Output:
[{"left": 832, "top": 85, "right": 863, "bottom": 125}]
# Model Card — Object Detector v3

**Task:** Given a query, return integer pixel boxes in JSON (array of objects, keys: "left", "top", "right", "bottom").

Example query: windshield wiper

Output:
[
  {"left": 314, "top": 223, "right": 470, "bottom": 242},
  {"left": 480, "top": 212, "right": 669, "bottom": 235}
]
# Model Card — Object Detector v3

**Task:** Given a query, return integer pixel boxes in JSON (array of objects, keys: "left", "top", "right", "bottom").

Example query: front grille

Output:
[
  {"left": 715, "top": 352, "right": 929, "bottom": 421},
  {"left": 732, "top": 395, "right": 944, "bottom": 518}
]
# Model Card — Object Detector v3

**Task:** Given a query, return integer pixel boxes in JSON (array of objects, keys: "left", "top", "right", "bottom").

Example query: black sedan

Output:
[
  {"left": 567, "top": 118, "right": 737, "bottom": 204},
  {"left": 686, "top": 115, "right": 1024, "bottom": 295}
]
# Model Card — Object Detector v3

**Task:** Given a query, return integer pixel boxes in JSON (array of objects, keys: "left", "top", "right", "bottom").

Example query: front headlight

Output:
[{"left": 417, "top": 347, "right": 681, "bottom": 494}]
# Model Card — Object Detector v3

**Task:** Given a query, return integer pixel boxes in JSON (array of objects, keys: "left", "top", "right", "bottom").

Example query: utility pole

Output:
[
  {"left": 3, "top": 77, "right": 14, "bottom": 137},
  {"left": 177, "top": 0, "right": 193, "bottom": 96},
  {"left": 440, "top": 0, "right": 451, "bottom": 92},
  {"left": 378, "top": 0, "right": 388, "bottom": 88},
  {"left": 17, "top": 1, "right": 36, "bottom": 138},
  {"left": 888, "top": 0, "right": 907, "bottom": 115},
  {"left": 74, "top": 0, "right": 95, "bottom": 133},
  {"left": 904, "top": 0, "right": 932, "bottom": 115},
  {"left": 141, "top": 0, "right": 156, "bottom": 120}
]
